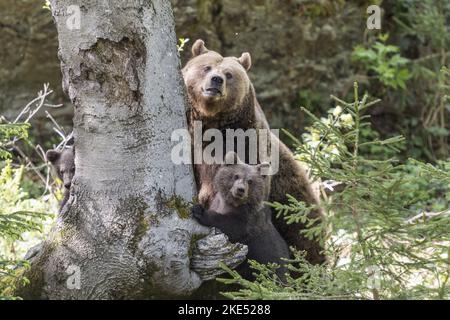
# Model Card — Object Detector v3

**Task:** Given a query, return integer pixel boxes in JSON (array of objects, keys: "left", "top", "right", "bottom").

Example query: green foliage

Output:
[
  {"left": 394, "top": 0, "right": 449, "bottom": 51},
  {"left": 0, "top": 123, "right": 30, "bottom": 160},
  {"left": 352, "top": 34, "right": 411, "bottom": 90},
  {"left": 0, "top": 165, "right": 47, "bottom": 239},
  {"left": 42, "top": 0, "right": 51, "bottom": 11},
  {"left": 0, "top": 123, "right": 57, "bottom": 299},
  {"left": 296, "top": 0, "right": 346, "bottom": 18},
  {"left": 177, "top": 38, "right": 190, "bottom": 52},
  {"left": 220, "top": 84, "right": 450, "bottom": 300},
  {"left": 394, "top": 159, "right": 450, "bottom": 213},
  {"left": 389, "top": 0, "right": 449, "bottom": 160},
  {"left": 0, "top": 165, "right": 54, "bottom": 299}
]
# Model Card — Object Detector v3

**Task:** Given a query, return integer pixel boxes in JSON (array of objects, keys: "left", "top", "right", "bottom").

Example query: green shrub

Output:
[
  {"left": 352, "top": 34, "right": 411, "bottom": 90},
  {"left": 0, "top": 122, "right": 57, "bottom": 299},
  {"left": 219, "top": 84, "right": 450, "bottom": 300}
]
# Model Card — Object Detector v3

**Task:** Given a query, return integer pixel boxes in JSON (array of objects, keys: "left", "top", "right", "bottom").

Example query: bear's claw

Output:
[{"left": 191, "top": 204, "right": 205, "bottom": 220}]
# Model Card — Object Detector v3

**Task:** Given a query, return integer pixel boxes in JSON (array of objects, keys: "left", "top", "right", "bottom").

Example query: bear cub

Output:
[
  {"left": 46, "top": 148, "right": 75, "bottom": 209},
  {"left": 192, "top": 152, "right": 290, "bottom": 280}
]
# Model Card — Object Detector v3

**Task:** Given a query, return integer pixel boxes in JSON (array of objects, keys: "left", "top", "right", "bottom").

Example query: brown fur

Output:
[
  {"left": 46, "top": 148, "right": 75, "bottom": 210},
  {"left": 192, "top": 152, "right": 289, "bottom": 280},
  {"left": 183, "top": 40, "right": 325, "bottom": 264},
  {"left": 212, "top": 151, "right": 271, "bottom": 210}
]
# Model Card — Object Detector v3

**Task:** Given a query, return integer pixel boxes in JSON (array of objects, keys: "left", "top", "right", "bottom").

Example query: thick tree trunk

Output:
[{"left": 17, "top": 0, "right": 245, "bottom": 299}]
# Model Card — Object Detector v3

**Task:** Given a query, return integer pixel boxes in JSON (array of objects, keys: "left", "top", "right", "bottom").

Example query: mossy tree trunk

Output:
[{"left": 16, "top": 0, "right": 222, "bottom": 299}]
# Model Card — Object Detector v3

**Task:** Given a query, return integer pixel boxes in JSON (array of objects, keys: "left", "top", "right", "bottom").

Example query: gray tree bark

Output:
[{"left": 17, "top": 0, "right": 246, "bottom": 299}]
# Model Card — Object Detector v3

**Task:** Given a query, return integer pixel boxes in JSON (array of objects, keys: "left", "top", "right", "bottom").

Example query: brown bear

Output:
[
  {"left": 182, "top": 39, "right": 325, "bottom": 264},
  {"left": 46, "top": 148, "right": 75, "bottom": 210},
  {"left": 192, "top": 151, "right": 290, "bottom": 280}
]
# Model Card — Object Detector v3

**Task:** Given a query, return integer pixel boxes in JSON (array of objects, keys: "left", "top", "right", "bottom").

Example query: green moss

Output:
[
  {"left": 134, "top": 214, "right": 149, "bottom": 243},
  {"left": 124, "top": 196, "right": 149, "bottom": 212},
  {"left": 188, "top": 233, "right": 207, "bottom": 259},
  {"left": 121, "top": 196, "right": 150, "bottom": 253},
  {"left": 1, "top": 266, "right": 27, "bottom": 298},
  {"left": 12, "top": 241, "right": 57, "bottom": 299},
  {"left": 54, "top": 223, "right": 77, "bottom": 244},
  {"left": 166, "top": 195, "right": 192, "bottom": 220}
]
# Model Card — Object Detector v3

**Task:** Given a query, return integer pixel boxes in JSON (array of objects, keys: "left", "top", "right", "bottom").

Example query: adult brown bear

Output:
[{"left": 182, "top": 40, "right": 325, "bottom": 264}]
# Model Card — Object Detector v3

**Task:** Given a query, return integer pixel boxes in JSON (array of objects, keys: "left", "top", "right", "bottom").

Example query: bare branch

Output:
[{"left": 406, "top": 210, "right": 450, "bottom": 224}]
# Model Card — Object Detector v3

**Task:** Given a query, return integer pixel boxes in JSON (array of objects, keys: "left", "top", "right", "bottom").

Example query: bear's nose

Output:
[
  {"left": 211, "top": 75, "right": 224, "bottom": 85},
  {"left": 236, "top": 187, "right": 245, "bottom": 194},
  {"left": 64, "top": 182, "right": 71, "bottom": 189}
]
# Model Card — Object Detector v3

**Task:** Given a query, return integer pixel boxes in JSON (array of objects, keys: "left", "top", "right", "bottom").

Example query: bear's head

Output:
[
  {"left": 182, "top": 39, "right": 252, "bottom": 118},
  {"left": 214, "top": 151, "right": 271, "bottom": 208},
  {"left": 46, "top": 148, "right": 75, "bottom": 190}
]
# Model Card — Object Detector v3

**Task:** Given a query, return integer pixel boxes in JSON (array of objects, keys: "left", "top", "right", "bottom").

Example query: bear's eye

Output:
[
  {"left": 203, "top": 66, "right": 211, "bottom": 73},
  {"left": 225, "top": 72, "right": 233, "bottom": 80},
  {"left": 247, "top": 179, "right": 253, "bottom": 185},
  {"left": 234, "top": 174, "right": 240, "bottom": 180}
]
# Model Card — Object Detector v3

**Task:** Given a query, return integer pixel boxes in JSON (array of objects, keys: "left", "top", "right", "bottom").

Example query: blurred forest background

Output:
[
  {"left": 0, "top": 0, "right": 449, "bottom": 299},
  {"left": 1, "top": 0, "right": 449, "bottom": 160}
]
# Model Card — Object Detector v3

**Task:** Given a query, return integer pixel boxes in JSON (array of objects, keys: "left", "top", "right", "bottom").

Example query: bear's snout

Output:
[
  {"left": 232, "top": 180, "right": 248, "bottom": 200},
  {"left": 236, "top": 187, "right": 246, "bottom": 196},
  {"left": 202, "top": 73, "right": 225, "bottom": 98},
  {"left": 211, "top": 75, "right": 224, "bottom": 85},
  {"left": 63, "top": 174, "right": 72, "bottom": 189}
]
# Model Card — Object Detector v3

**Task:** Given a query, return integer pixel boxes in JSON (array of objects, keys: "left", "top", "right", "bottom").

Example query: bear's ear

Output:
[
  {"left": 256, "top": 162, "right": 271, "bottom": 175},
  {"left": 224, "top": 151, "right": 243, "bottom": 166},
  {"left": 192, "top": 39, "right": 209, "bottom": 57},
  {"left": 46, "top": 150, "right": 61, "bottom": 164},
  {"left": 238, "top": 52, "right": 251, "bottom": 71}
]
